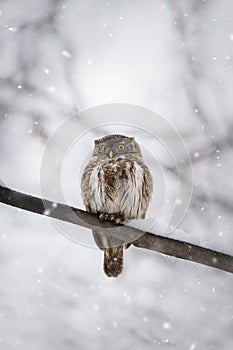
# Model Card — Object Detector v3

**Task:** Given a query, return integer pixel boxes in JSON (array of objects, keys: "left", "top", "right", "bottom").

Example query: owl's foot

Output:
[
  {"left": 109, "top": 213, "right": 123, "bottom": 224},
  {"left": 98, "top": 212, "right": 124, "bottom": 224},
  {"left": 99, "top": 212, "right": 110, "bottom": 221}
]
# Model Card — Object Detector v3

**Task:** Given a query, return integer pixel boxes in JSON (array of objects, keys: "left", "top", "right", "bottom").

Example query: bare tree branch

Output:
[{"left": 0, "top": 185, "right": 232, "bottom": 274}]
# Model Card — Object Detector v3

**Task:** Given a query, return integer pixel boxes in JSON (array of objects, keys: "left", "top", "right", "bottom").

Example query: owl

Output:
[{"left": 81, "top": 134, "right": 153, "bottom": 277}]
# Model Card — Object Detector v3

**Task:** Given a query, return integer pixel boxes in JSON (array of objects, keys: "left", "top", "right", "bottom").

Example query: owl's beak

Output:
[{"left": 109, "top": 150, "right": 114, "bottom": 158}]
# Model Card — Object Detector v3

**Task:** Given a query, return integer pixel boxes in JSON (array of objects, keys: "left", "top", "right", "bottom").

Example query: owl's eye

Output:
[
  {"left": 118, "top": 144, "right": 125, "bottom": 151},
  {"left": 101, "top": 145, "right": 106, "bottom": 151}
]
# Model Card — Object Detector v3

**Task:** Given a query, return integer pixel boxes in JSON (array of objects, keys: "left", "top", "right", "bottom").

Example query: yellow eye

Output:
[
  {"left": 118, "top": 144, "right": 125, "bottom": 151},
  {"left": 101, "top": 145, "right": 106, "bottom": 151}
]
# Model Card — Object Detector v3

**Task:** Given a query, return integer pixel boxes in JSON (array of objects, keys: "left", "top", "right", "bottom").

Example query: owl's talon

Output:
[
  {"left": 99, "top": 213, "right": 109, "bottom": 221},
  {"left": 109, "top": 214, "right": 123, "bottom": 224},
  {"left": 114, "top": 217, "right": 122, "bottom": 224},
  {"left": 109, "top": 214, "right": 116, "bottom": 222},
  {"left": 99, "top": 212, "right": 123, "bottom": 224}
]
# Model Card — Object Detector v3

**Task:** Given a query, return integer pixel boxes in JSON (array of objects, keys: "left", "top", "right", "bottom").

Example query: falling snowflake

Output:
[
  {"left": 163, "top": 322, "right": 171, "bottom": 330},
  {"left": 61, "top": 50, "right": 72, "bottom": 58}
]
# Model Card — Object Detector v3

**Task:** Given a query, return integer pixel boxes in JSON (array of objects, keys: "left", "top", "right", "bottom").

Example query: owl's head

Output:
[{"left": 93, "top": 134, "right": 142, "bottom": 160}]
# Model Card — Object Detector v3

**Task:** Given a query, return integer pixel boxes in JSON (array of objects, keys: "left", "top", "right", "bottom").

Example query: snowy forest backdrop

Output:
[{"left": 0, "top": 0, "right": 233, "bottom": 349}]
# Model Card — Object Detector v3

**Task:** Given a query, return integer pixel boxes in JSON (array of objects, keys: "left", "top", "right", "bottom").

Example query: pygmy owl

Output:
[{"left": 81, "top": 134, "right": 153, "bottom": 277}]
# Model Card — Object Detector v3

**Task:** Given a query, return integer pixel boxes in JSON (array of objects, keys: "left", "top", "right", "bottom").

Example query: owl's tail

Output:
[{"left": 103, "top": 246, "right": 124, "bottom": 278}]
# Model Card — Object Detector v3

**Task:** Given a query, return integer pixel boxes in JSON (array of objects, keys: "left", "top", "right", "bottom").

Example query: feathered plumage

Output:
[{"left": 81, "top": 134, "right": 153, "bottom": 277}]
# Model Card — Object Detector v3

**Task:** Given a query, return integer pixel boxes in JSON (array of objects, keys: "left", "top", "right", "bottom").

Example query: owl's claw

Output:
[
  {"left": 99, "top": 213, "right": 109, "bottom": 221},
  {"left": 110, "top": 215, "right": 121, "bottom": 224},
  {"left": 109, "top": 214, "right": 117, "bottom": 222},
  {"left": 98, "top": 212, "right": 123, "bottom": 224}
]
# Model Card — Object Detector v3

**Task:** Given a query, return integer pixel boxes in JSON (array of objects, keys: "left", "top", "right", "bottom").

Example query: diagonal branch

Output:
[{"left": 0, "top": 185, "right": 233, "bottom": 274}]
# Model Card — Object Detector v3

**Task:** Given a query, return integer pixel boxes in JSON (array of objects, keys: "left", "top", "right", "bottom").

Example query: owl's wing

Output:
[{"left": 81, "top": 159, "right": 98, "bottom": 212}]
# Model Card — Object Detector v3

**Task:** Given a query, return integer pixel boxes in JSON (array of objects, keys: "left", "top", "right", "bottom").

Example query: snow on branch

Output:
[{"left": 0, "top": 184, "right": 233, "bottom": 274}]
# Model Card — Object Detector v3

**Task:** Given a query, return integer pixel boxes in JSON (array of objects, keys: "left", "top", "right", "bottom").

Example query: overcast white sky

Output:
[{"left": 0, "top": 0, "right": 233, "bottom": 349}]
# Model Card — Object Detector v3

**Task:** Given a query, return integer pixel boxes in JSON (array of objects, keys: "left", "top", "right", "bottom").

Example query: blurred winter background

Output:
[{"left": 0, "top": 0, "right": 233, "bottom": 349}]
